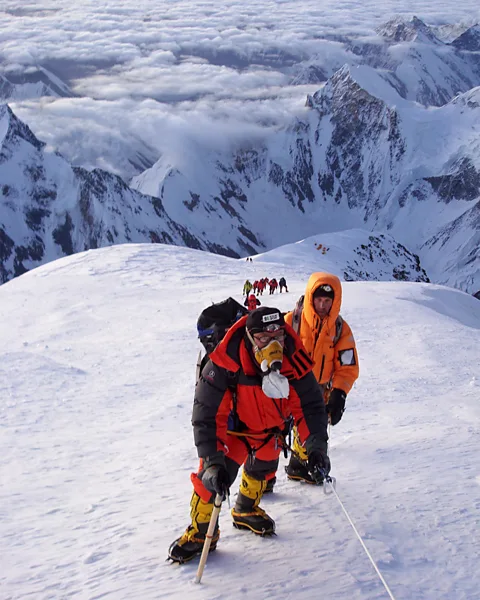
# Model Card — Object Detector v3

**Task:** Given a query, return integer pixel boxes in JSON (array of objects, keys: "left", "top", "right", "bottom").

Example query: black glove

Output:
[
  {"left": 327, "top": 388, "right": 346, "bottom": 426},
  {"left": 307, "top": 450, "right": 331, "bottom": 484},
  {"left": 202, "top": 465, "right": 230, "bottom": 498}
]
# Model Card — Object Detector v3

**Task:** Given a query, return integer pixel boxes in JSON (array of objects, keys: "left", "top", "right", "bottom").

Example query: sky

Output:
[
  {"left": 1, "top": 241, "right": 479, "bottom": 600},
  {"left": 1, "top": 0, "right": 480, "bottom": 176}
]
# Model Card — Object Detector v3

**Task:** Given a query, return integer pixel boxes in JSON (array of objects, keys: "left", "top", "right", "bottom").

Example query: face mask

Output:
[
  {"left": 254, "top": 340, "right": 283, "bottom": 373},
  {"left": 253, "top": 340, "right": 290, "bottom": 399}
]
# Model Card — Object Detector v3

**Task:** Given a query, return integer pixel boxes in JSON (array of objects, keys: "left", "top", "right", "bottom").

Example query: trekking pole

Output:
[
  {"left": 321, "top": 475, "right": 397, "bottom": 600},
  {"left": 194, "top": 493, "right": 223, "bottom": 584}
]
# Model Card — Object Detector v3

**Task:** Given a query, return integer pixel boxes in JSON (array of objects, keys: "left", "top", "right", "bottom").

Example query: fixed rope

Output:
[{"left": 323, "top": 477, "right": 397, "bottom": 600}]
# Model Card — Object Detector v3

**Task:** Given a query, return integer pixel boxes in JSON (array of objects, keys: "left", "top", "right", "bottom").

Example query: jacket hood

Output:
[{"left": 303, "top": 272, "right": 342, "bottom": 330}]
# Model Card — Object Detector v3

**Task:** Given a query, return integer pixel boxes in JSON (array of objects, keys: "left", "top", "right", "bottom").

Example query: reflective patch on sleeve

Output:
[{"left": 339, "top": 348, "right": 356, "bottom": 366}]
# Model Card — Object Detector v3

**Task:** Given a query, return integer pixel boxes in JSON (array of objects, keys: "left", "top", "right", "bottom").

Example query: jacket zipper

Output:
[
  {"left": 318, "top": 355, "right": 326, "bottom": 382},
  {"left": 314, "top": 319, "right": 325, "bottom": 382}
]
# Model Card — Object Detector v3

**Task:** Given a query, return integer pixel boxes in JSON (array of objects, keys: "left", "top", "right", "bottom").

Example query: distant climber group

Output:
[
  {"left": 315, "top": 242, "right": 330, "bottom": 255},
  {"left": 243, "top": 277, "right": 288, "bottom": 301}
]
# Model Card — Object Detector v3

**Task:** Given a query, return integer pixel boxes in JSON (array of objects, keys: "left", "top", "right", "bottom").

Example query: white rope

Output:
[{"left": 324, "top": 479, "right": 397, "bottom": 600}]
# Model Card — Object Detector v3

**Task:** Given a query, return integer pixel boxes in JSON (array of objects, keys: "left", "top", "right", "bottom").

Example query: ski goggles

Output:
[{"left": 318, "top": 284, "right": 332, "bottom": 292}]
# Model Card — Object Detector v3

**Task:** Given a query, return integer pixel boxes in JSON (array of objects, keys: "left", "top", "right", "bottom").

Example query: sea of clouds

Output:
[{"left": 1, "top": 0, "right": 479, "bottom": 177}]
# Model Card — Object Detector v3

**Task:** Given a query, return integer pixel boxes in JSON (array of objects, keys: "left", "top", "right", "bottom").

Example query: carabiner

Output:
[{"left": 323, "top": 475, "right": 336, "bottom": 495}]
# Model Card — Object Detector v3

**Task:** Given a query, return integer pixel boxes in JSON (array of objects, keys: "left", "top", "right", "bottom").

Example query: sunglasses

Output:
[{"left": 253, "top": 331, "right": 286, "bottom": 344}]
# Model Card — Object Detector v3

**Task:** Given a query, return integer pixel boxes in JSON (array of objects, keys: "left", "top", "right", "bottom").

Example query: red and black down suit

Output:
[{"left": 190, "top": 316, "right": 329, "bottom": 502}]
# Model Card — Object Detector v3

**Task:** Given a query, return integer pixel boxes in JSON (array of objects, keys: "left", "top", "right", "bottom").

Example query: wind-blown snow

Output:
[{"left": 1, "top": 242, "right": 479, "bottom": 599}]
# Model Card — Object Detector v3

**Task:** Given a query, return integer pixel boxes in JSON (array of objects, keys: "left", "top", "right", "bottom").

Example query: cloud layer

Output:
[{"left": 1, "top": 0, "right": 479, "bottom": 178}]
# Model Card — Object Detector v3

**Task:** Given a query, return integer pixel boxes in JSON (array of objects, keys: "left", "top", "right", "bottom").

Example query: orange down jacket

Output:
[{"left": 285, "top": 272, "right": 359, "bottom": 395}]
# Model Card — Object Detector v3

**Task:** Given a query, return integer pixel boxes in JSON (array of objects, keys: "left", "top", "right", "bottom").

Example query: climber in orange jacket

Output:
[
  {"left": 270, "top": 272, "right": 359, "bottom": 488},
  {"left": 286, "top": 272, "right": 359, "bottom": 395}
]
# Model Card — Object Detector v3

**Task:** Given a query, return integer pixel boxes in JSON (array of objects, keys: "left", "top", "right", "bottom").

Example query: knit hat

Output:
[
  {"left": 246, "top": 306, "right": 285, "bottom": 334},
  {"left": 313, "top": 284, "right": 334, "bottom": 300}
]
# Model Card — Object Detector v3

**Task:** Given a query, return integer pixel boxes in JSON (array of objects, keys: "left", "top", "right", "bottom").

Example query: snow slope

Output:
[
  {"left": 251, "top": 229, "right": 429, "bottom": 284},
  {"left": 1, "top": 242, "right": 479, "bottom": 600}
]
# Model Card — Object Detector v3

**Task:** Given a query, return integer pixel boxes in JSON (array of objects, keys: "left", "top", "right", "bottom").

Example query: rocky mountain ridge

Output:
[
  {"left": 0, "top": 101, "right": 433, "bottom": 288},
  {"left": 0, "top": 104, "right": 236, "bottom": 282},
  {"left": 130, "top": 61, "right": 479, "bottom": 292}
]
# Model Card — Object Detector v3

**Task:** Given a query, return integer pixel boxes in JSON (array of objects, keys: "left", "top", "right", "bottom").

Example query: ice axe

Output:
[{"left": 194, "top": 492, "right": 223, "bottom": 584}]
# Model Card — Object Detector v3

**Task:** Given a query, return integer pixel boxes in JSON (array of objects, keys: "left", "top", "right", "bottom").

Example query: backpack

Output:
[
  {"left": 196, "top": 297, "right": 248, "bottom": 379},
  {"left": 291, "top": 295, "right": 343, "bottom": 345}
]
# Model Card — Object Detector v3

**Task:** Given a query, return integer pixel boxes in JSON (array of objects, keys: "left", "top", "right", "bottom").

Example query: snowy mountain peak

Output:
[
  {"left": 451, "top": 24, "right": 480, "bottom": 50},
  {"left": 307, "top": 65, "right": 382, "bottom": 116},
  {"left": 0, "top": 103, "right": 45, "bottom": 152},
  {"left": 0, "top": 66, "right": 73, "bottom": 102},
  {"left": 307, "top": 65, "right": 389, "bottom": 132},
  {"left": 0, "top": 105, "right": 212, "bottom": 282},
  {"left": 451, "top": 86, "right": 480, "bottom": 109},
  {"left": 376, "top": 16, "right": 442, "bottom": 45}
]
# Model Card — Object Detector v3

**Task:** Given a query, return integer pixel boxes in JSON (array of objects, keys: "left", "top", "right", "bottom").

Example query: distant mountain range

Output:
[
  {"left": 1, "top": 16, "right": 479, "bottom": 293},
  {"left": 293, "top": 17, "right": 480, "bottom": 108},
  {"left": 0, "top": 66, "right": 73, "bottom": 102}
]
